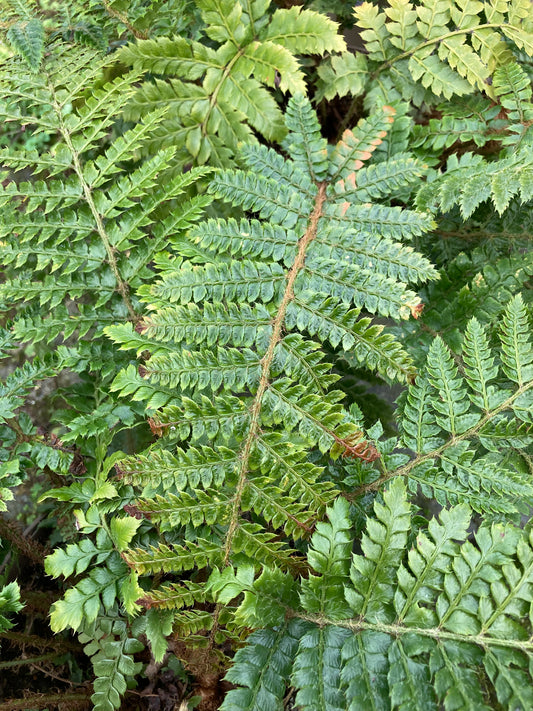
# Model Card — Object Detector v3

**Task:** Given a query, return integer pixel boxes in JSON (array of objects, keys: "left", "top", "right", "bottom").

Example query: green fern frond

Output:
[
  {"left": 417, "top": 145, "right": 533, "bottom": 217},
  {"left": 317, "top": 0, "right": 532, "bottom": 105},
  {"left": 0, "top": 582, "right": 24, "bottom": 633},
  {"left": 399, "top": 247, "right": 533, "bottom": 357},
  {"left": 119, "top": 2, "right": 345, "bottom": 167},
  {"left": 493, "top": 61, "right": 533, "bottom": 147},
  {"left": 410, "top": 95, "right": 502, "bottom": 153},
  {"left": 79, "top": 613, "right": 144, "bottom": 711},
  {"left": 396, "top": 298, "right": 533, "bottom": 513},
  {"left": 115, "top": 445, "right": 238, "bottom": 492},
  {"left": 0, "top": 46, "right": 211, "bottom": 347},
  {"left": 217, "top": 478, "right": 533, "bottom": 710},
  {"left": 107, "top": 96, "right": 437, "bottom": 639},
  {"left": 6, "top": 18, "right": 44, "bottom": 71},
  {"left": 500, "top": 293, "right": 533, "bottom": 386}
]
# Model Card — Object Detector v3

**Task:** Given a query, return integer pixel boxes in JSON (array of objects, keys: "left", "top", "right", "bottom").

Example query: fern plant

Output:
[
  {"left": 102, "top": 94, "right": 522, "bottom": 664},
  {"left": 0, "top": 40, "right": 209, "bottom": 709},
  {"left": 119, "top": 0, "right": 345, "bottom": 167},
  {"left": 317, "top": 0, "right": 533, "bottom": 105},
  {"left": 416, "top": 62, "right": 533, "bottom": 217},
  {"left": 0, "top": 44, "right": 211, "bottom": 338},
  {"left": 110, "top": 291, "right": 533, "bottom": 707},
  {"left": 0, "top": 41, "right": 210, "bottom": 545},
  {"left": 391, "top": 59, "right": 533, "bottom": 362},
  {"left": 1, "top": 2, "right": 532, "bottom": 708},
  {"left": 212, "top": 476, "right": 533, "bottom": 711}
]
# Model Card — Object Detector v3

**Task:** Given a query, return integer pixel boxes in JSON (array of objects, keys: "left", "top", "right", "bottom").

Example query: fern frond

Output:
[
  {"left": 6, "top": 18, "right": 44, "bottom": 71},
  {"left": 318, "top": 0, "right": 532, "bottom": 105},
  {"left": 417, "top": 147, "right": 533, "bottom": 217},
  {"left": 79, "top": 614, "right": 143, "bottom": 711},
  {"left": 0, "top": 45, "right": 211, "bottom": 344},
  {"left": 219, "top": 479, "right": 533, "bottom": 709},
  {"left": 124, "top": 540, "right": 224, "bottom": 575},
  {"left": 395, "top": 298, "right": 533, "bottom": 513},
  {"left": 316, "top": 53, "right": 368, "bottom": 102},
  {"left": 281, "top": 93, "right": 329, "bottom": 181},
  {"left": 399, "top": 249, "right": 533, "bottom": 356},
  {"left": 500, "top": 293, "right": 533, "bottom": 386},
  {"left": 222, "top": 621, "right": 306, "bottom": 711},
  {"left": 115, "top": 446, "right": 238, "bottom": 492},
  {"left": 139, "top": 260, "right": 286, "bottom": 307},
  {"left": 142, "top": 346, "right": 262, "bottom": 391},
  {"left": 120, "top": 2, "right": 346, "bottom": 167},
  {"left": 493, "top": 61, "right": 533, "bottom": 147},
  {"left": 109, "top": 96, "right": 435, "bottom": 638}
]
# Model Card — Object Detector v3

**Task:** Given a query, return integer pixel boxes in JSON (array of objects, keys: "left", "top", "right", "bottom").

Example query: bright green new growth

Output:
[
  {"left": 0, "top": 581, "right": 24, "bottom": 634},
  {"left": 213, "top": 478, "right": 533, "bottom": 711},
  {"left": 318, "top": 0, "right": 533, "bottom": 105},
  {"left": 119, "top": 0, "right": 345, "bottom": 167}
]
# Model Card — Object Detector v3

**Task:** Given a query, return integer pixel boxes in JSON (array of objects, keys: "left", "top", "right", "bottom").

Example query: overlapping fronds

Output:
[
  {"left": 417, "top": 146, "right": 533, "bottom": 217},
  {"left": 398, "top": 244, "right": 533, "bottom": 358},
  {"left": 318, "top": 0, "right": 533, "bottom": 105},
  {"left": 414, "top": 62, "right": 533, "bottom": 217},
  {"left": 119, "top": 0, "right": 345, "bottom": 167},
  {"left": 107, "top": 95, "right": 439, "bottom": 631},
  {"left": 212, "top": 479, "right": 533, "bottom": 711},
  {"left": 0, "top": 0, "right": 193, "bottom": 67},
  {"left": 0, "top": 45, "right": 211, "bottom": 346}
]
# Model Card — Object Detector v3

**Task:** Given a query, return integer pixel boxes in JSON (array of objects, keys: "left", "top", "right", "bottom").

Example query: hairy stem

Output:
[
  {"left": 0, "top": 652, "right": 59, "bottom": 669},
  {"left": 294, "top": 610, "right": 533, "bottom": 655},
  {"left": 0, "top": 692, "right": 92, "bottom": 711},
  {"left": 222, "top": 183, "right": 327, "bottom": 565}
]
